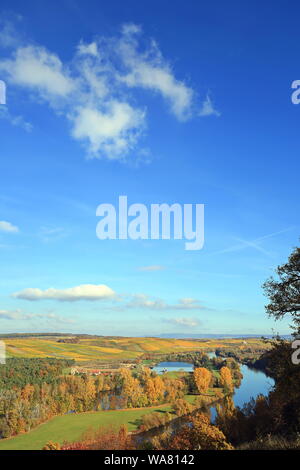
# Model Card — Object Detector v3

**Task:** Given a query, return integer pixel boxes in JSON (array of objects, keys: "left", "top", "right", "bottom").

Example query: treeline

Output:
[
  {"left": 116, "top": 367, "right": 186, "bottom": 408},
  {"left": 0, "top": 368, "right": 121, "bottom": 438},
  {"left": 147, "top": 351, "right": 243, "bottom": 377},
  {"left": 57, "top": 338, "right": 80, "bottom": 344},
  {"left": 215, "top": 346, "right": 270, "bottom": 370},
  {"left": 0, "top": 333, "right": 71, "bottom": 339},
  {"left": 0, "top": 358, "right": 74, "bottom": 388}
]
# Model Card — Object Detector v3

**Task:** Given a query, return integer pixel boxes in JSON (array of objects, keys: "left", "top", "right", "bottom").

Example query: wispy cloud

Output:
[
  {"left": 138, "top": 265, "right": 165, "bottom": 272},
  {"left": 199, "top": 94, "right": 220, "bottom": 117},
  {"left": 212, "top": 228, "right": 294, "bottom": 257},
  {"left": 118, "top": 23, "right": 194, "bottom": 121},
  {"left": 0, "top": 20, "right": 218, "bottom": 161},
  {"left": 0, "top": 220, "right": 19, "bottom": 233},
  {"left": 0, "top": 16, "right": 22, "bottom": 49},
  {"left": 165, "top": 317, "right": 201, "bottom": 328},
  {"left": 0, "top": 309, "right": 24, "bottom": 320},
  {"left": 38, "top": 226, "right": 68, "bottom": 243},
  {"left": 0, "top": 309, "right": 75, "bottom": 324},
  {"left": 0, "top": 106, "right": 33, "bottom": 132},
  {"left": 126, "top": 294, "right": 205, "bottom": 311}
]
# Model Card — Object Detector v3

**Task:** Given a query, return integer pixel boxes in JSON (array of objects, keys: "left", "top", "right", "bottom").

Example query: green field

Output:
[
  {"left": 0, "top": 394, "right": 201, "bottom": 450},
  {"left": 0, "top": 404, "right": 173, "bottom": 450}
]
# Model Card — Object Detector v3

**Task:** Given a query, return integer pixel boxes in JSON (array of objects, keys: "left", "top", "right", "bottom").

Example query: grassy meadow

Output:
[{"left": 0, "top": 404, "right": 172, "bottom": 450}]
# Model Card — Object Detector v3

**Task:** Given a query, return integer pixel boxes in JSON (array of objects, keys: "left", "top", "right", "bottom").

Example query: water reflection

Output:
[{"left": 152, "top": 361, "right": 194, "bottom": 374}]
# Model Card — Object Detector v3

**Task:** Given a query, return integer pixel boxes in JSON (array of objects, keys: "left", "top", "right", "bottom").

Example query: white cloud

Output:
[
  {"left": 199, "top": 94, "right": 220, "bottom": 117},
  {"left": 176, "top": 298, "right": 201, "bottom": 309},
  {"left": 138, "top": 265, "right": 165, "bottom": 271},
  {"left": 0, "top": 17, "right": 22, "bottom": 48},
  {"left": 70, "top": 102, "right": 145, "bottom": 158},
  {"left": 0, "top": 220, "right": 19, "bottom": 233},
  {"left": 0, "top": 309, "right": 23, "bottom": 320},
  {"left": 0, "top": 22, "right": 217, "bottom": 160},
  {"left": 167, "top": 317, "right": 201, "bottom": 328},
  {"left": 127, "top": 294, "right": 166, "bottom": 310},
  {"left": 0, "top": 45, "right": 74, "bottom": 98},
  {"left": 13, "top": 284, "right": 116, "bottom": 301},
  {"left": 118, "top": 25, "right": 194, "bottom": 120},
  {"left": 122, "top": 23, "right": 142, "bottom": 36},
  {"left": 0, "top": 309, "right": 75, "bottom": 324},
  {"left": 126, "top": 294, "right": 203, "bottom": 311},
  {"left": 77, "top": 41, "right": 98, "bottom": 57},
  {"left": 38, "top": 226, "right": 68, "bottom": 243}
]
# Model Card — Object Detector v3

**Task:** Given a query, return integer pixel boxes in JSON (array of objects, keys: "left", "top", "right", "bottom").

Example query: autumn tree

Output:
[
  {"left": 163, "top": 378, "right": 185, "bottom": 402},
  {"left": 120, "top": 368, "right": 145, "bottom": 407},
  {"left": 172, "top": 399, "right": 194, "bottom": 416},
  {"left": 220, "top": 367, "right": 233, "bottom": 393},
  {"left": 157, "top": 413, "right": 233, "bottom": 450},
  {"left": 62, "top": 425, "right": 134, "bottom": 450},
  {"left": 137, "top": 366, "right": 152, "bottom": 385},
  {"left": 139, "top": 411, "right": 173, "bottom": 431},
  {"left": 43, "top": 441, "right": 61, "bottom": 450},
  {"left": 145, "top": 376, "right": 165, "bottom": 404},
  {"left": 194, "top": 367, "right": 212, "bottom": 394}
]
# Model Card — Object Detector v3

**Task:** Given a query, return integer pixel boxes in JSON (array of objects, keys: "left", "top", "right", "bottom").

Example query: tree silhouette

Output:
[{"left": 263, "top": 244, "right": 300, "bottom": 334}]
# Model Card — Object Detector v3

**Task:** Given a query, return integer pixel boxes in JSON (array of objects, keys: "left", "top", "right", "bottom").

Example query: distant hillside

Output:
[
  {"left": 2, "top": 335, "right": 269, "bottom": 364},
  {"left": 157, "top": 333, "right": 292, "bottom": 339}
]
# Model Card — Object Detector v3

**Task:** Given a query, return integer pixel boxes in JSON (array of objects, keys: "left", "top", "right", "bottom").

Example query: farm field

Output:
[{"left": 2, "top": 335, "right": 268, "bottom": 364}]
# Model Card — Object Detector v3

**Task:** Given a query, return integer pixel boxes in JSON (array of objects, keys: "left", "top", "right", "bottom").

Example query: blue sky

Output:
[{"left": 0, "top": 0, "right": 299, "bottom": 336}]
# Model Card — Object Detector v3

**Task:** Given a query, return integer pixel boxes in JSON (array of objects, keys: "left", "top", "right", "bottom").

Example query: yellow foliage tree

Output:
[
  {"left": 220, "top": 366, "right": 233, "bottom": 392},
  {"left": 120, "top": 368, "right": 144, "bottom": 407},
  {"left": 43, "top": 441, "right": 61, "bottom": 450},
  {"left": 145, "top": 376, "right": 165, "bottom": 404},
  {"left": 194, "top": 367, "right": 212, "bottom": 394}
]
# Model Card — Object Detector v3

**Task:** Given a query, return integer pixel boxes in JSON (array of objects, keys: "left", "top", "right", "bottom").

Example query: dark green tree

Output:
[{"left": 263, "top": 244, "right": 300, "bottom": 334}]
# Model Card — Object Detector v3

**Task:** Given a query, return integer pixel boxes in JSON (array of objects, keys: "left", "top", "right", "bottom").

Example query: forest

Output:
[{"left": 0, "top": 353, "right": 238, "bottom": 439}]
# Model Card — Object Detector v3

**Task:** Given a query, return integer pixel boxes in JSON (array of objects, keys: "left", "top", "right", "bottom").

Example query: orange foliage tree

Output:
[
  {"left": 61, "top": 425, "right": 134, "bottom": 450},
  {"left": 165, "top": 413, "right": 233, "bottom": 450}
]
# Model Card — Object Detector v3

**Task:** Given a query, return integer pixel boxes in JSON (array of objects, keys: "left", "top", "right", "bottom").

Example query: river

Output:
[
  {"left": 154, "top": 352, "right": 274, "bottom": 420},
  {"left": 152, "top": 361, "right": 194, "bottom": 374},
  {"left": 98, "top": 353, "right": 274, "bottom": 418}
]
